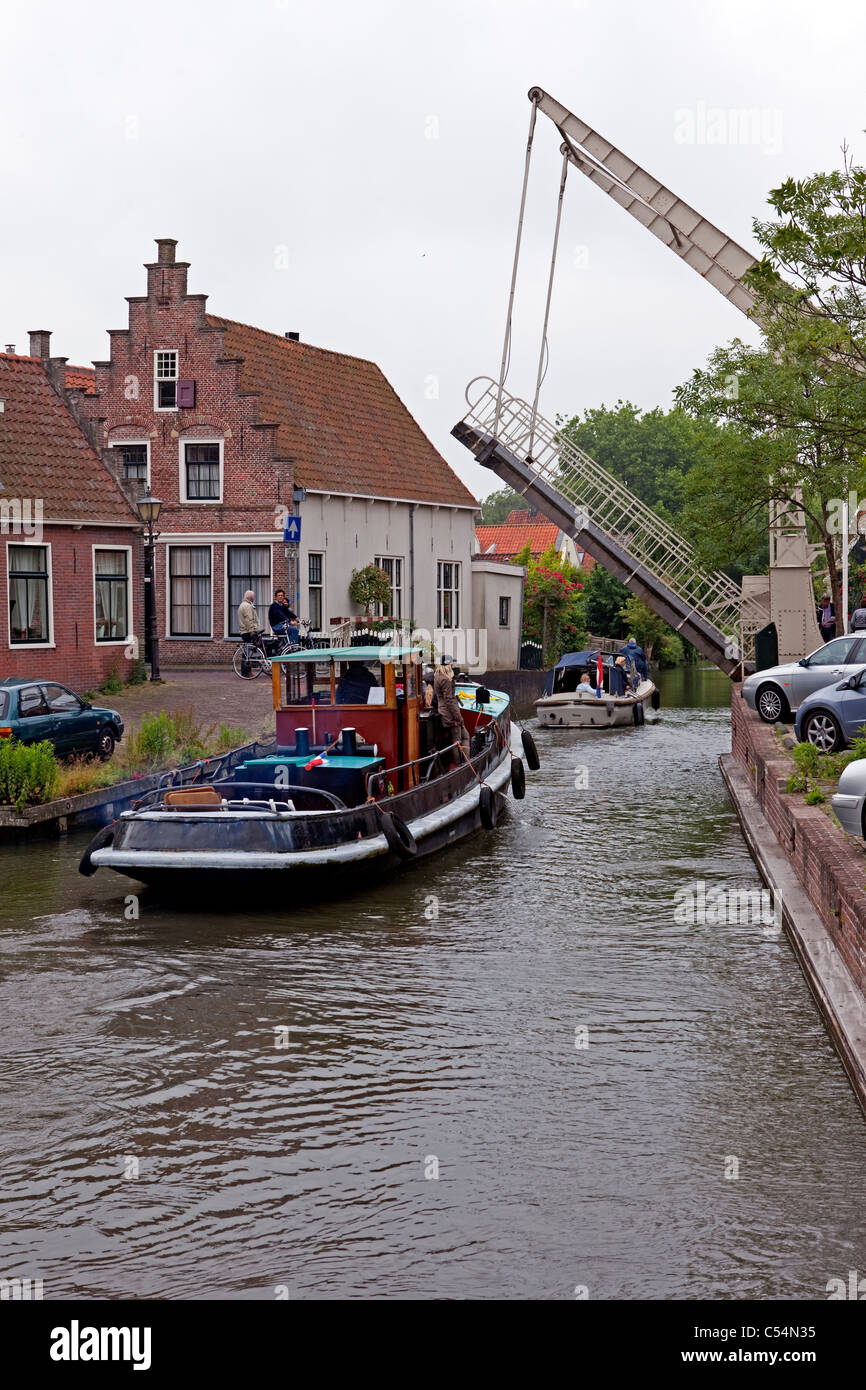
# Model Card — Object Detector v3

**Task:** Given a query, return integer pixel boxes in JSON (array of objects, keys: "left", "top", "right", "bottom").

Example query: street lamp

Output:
[{"left": 137, "top": 491, "right": 163, "bottom": 682}]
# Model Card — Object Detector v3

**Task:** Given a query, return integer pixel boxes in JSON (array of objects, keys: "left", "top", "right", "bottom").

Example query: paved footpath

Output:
[{"left": 99, "top": 668, "right": 277, "bottom": 743}]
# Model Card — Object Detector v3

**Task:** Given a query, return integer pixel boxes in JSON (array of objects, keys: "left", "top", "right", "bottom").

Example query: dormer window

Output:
[{"left": 154, "top": 350, "right": 178, "bottom": 409}]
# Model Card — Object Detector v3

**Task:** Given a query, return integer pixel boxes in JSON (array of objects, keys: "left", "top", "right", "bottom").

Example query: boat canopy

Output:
[
  {"left": 273, "top": 645, "right": 425, "bottom": 664},
  {"left": 543, "top": 649, "right": 602, "bottom": 696}
]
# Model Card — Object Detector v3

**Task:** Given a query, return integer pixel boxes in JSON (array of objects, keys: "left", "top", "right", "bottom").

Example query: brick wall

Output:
[
  {"left": 731, "top": 686, "right": 866, "bottom": 994},
  {"left": 1, "top": 525, "right": 144, "bottom": 690},
  {"left": 76, "top": 241, "right": 290, "bottom": 667}
]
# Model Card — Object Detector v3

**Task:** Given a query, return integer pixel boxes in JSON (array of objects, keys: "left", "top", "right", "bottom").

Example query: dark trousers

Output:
[{"left": 820, "top": 623, "right": 836, "bottom": 643}]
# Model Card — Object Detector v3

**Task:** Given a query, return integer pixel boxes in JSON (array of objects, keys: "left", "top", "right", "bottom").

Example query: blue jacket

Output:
[{"left": 620, "top": 641, "right": 648, "bottom": 679}]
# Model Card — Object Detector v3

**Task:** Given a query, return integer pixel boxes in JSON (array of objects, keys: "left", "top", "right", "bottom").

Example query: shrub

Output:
[
  {"left": 127, "top": 658, "right": 148, "bottom": 686},
  {"left": 0, "top": 739, "right": 60, "bottom": 812},
  {"left": 124, "top": 711, "right": 177, "bottom": 769},
  {"left": 56, "top": 757, "right": 122, "bottom": 798},
  {"left": 349, "top": 564, "right": 392, "bottom": 617},
  {"left": 805, "top": 787, "right": 827, "bottom": 805},
  {"left": 99, "top": 663, "right": 124, "bottom": 695},
  {"left": 215, "top": 723, "right": 248, "bottom": 753}
]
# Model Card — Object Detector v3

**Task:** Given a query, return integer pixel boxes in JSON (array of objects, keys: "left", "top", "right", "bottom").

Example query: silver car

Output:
[
  {"left": 741, "top": 635, "right": 866, "bottom": 722},
  {"left": 831, "top": 759, "right": 866, "bottom": 837}
]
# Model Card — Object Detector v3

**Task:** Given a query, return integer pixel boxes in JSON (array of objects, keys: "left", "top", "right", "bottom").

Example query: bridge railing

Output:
[{"left": 464, "top": 376, "right": 767, "bottom": 662}]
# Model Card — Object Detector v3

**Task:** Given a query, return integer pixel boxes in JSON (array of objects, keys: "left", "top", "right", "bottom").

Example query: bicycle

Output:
[{"left": 232, "top": 632, "right": 271, "bottom": 679}]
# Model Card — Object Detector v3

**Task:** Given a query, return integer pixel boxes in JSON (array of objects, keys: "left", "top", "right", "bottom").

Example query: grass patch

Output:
[{"left": 0, "top": 739, "right": 60, "bottom": 813}]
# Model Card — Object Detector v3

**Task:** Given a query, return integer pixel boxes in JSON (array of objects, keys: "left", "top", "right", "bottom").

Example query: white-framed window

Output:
[
  {"left": 111, "top": 440, "right": 150, "bottom": 488},
  {"left": 167, "top": 544, "right": 212, "bottom": 637},
  {"left": 499, "top": 596, "right": 511, "bottom": 628},
  {"left": 436, "top": 560, "right": 460, "bottom": 629},
  {"left": 308, "top": 551, "right": 324, "bottom": 631},
  {"left": 154, "top": 350, "right": 178, "bottom": 410},
  {"left": 7, "top": 542, "right": 53, "bottom": 647},
  {"left": 93, "top": 546, "right": 132, "bottom": 645},
  {"left": 180, "top": 438, "right": 223, "bottom": 503},
  {"left": 226, "top": 545, "right": 271, "bottom": 637},
  {"left": 374, "top": 555, "right": 403, "bottom": 619}
]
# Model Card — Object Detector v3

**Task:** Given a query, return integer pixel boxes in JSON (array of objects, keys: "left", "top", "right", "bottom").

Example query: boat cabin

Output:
[
  {"left": 544, "top": 650, "right": 621, "bottom": 697},
  {"left": 236, "top": 645, "right": 508, "bottom": 806}
]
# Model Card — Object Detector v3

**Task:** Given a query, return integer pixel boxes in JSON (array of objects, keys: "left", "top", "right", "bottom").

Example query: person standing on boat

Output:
[
  {"left": 434, "top": 658, "right": 469, "bottom": 756},
  {"left": 609, "top": 656, "right": 628, "bottom": 697},
  {"left": 620, "top": 635, "right": 648, "bottom": 680},
  {"left": 238, "top": 590, "right": 262, "bottom": 638}
]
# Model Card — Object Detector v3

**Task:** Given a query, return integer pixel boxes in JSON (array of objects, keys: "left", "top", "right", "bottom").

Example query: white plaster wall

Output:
[{"left": 294, "top": 493, "right": 478, "bottom": 635}]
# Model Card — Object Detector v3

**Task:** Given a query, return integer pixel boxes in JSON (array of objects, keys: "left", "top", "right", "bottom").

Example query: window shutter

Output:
[{"left": 176, "top": 380, "right": 196, "bottom": 408}]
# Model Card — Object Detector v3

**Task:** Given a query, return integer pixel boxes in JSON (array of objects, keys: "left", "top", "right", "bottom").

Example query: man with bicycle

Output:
[{"left": 268, "top": 588, "right": 299, "bottom": 646}]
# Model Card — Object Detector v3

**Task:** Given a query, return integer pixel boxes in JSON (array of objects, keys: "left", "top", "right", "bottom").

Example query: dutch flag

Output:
[{"left": 596, "top": 652, "right": 604, "bottom": 699}]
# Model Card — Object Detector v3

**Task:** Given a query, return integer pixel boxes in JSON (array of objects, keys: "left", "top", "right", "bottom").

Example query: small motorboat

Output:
[
  {"left": 535, "top": 649, "right": 658, "bottom": 729},
  {"left": 80, "top": 646, "right": 539, "bottom": 894}
]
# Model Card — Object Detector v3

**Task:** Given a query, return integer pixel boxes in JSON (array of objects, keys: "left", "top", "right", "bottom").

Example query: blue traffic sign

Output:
[{"left": 283, "top": 515, "right": 302, "bottom": 544}]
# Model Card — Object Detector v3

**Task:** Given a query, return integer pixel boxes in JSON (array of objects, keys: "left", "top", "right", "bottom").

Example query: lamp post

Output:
[{"left": 137, "top": 491, "right": 163, "bottom": 682}]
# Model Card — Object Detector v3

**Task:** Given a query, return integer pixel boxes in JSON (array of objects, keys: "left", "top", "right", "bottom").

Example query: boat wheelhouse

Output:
[{"left": 82, "top": 645, "right": 532, "bottom": 893}]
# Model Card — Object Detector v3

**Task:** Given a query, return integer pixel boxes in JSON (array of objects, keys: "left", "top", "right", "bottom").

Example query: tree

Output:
[
  {"left": 348, "top": 564, "right": 391, "bottom": 618},
  {"left": 514, "top": 543, "right": 586, "bottom": 665},
  {"left": 581, "top": 564, "right": 630, "bottom": 639},
  {"left": 617, "top": 595, "right": 684, "bottom": 667},
  {"left": 675, "top": 150, "right": 866, "bottom": 603},
  {"left": 480, "top": 486, "right": 531, "bottom": 525}
]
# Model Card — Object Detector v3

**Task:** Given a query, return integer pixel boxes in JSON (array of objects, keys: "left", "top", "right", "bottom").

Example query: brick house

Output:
[
  {"left": 71, "top": 238, "right": 480, "bottom": 666},
  {"left": 0, "top": 348, "right": 143, "bottom": 689}
]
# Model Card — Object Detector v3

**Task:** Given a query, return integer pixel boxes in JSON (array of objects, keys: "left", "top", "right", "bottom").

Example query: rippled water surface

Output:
[{"left": 1, "top": 665, "right": 865, "bottom": 1299}]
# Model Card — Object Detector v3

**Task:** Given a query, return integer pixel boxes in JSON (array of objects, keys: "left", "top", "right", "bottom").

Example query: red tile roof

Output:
[
  {"left": 65, "top": 365, "right": 96, "bottom": 394},
  {"left": 207, "top": 315, "right": 477, "bottom": 507},
  {"left": 0, "top": 354, "right": 137, "bottom": 524},
  {"left": 476, "top": 519, "right": 563, "bottom": 557}
]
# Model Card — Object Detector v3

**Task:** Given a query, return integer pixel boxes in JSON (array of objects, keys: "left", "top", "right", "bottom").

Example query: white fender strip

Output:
[{"left": 92, "top": 754, "right": 513, "bottom": 872}]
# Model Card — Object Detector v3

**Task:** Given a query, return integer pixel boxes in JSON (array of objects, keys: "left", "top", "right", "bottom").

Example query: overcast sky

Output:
[{"left": 3, "top": 0, "right": 865, "bottom": 502}]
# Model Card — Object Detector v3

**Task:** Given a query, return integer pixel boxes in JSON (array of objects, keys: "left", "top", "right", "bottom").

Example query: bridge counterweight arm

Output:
[{"left": 529, "top": 87, "right": 763, "bottom": 324}]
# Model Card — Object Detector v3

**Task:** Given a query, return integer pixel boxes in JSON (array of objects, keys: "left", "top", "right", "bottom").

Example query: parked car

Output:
[
  {"left": 794, "top": 667, "right": 866, "bottom": 752},
  {"left": 831, "top": 758, "right": 866, "bottom": 837},
  {"left": 0, "top": 679, "right": 123, "bottom": 759},
  {"left": 741, "top": 635, "right": 866, "bottom": 723}
]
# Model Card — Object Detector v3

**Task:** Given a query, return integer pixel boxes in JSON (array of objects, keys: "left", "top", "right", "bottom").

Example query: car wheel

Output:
[
  {"left": 96, "top": 727, "right": 116, "bottom": 761},
  {"left": 802, "top": 710, "right": 843, "bottom": 754},
  {"left": 756, "top": 683, "right": 789, "bottom": 723}
]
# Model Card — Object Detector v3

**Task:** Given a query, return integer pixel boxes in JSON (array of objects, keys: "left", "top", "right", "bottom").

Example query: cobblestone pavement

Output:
[{"left": 96, "top": 668, "right": 277, "bottom": 743}]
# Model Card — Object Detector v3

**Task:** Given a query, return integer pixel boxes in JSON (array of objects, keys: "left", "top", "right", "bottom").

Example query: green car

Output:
[{"left": 0, "top": 679, "right": 124, "bottom": 760}]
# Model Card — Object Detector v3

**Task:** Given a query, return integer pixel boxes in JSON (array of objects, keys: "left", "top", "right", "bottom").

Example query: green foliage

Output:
[
  {"left": 0, "top": 739, "right": 59, "bottom": 812},
  {"left": 349, "top": 564, "right": 392, "bottom": 616},
  {"left": 215, "top": 723, "right": 248, "bottom": 753},
  {"left": 480, "top": 486, "right": 530, "bottom": 525},
  {"left": 518, "top": 544, "right": 586, "bottom": 665},
  {"left": 805, "top": 787, "right": 827, "bottom": 805},
  {"left": 581, "top": 565, "right": 630, "bottom": 639},
  {"left": 99, "top": 663, "right": 124, "bottom": 695},
  {"left": 126, "top": 658, "right": 147, "bottom": 686},
  {"left": 125, "top": 711, "right": 177, "bottom": 768}
]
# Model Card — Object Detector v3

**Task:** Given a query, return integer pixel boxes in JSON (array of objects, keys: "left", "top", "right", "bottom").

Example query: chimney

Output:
[
  {"left": 285, "top": 331, "right": 300, "bottom": 341},
  {"left": 29, "top": 329, "right": 51, "bottom": 360},
  {"left": 4, "top": 344, "right": 15, "bottom": 354},
  {"left": 146, "top": 238, "right": 189, "bottom": 301}
]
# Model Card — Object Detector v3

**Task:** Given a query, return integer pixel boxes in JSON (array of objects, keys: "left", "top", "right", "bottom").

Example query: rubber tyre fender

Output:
[
  {"left": 521, "top": 728, "right": 541, "bottom": 771},
  {"left": 79, "top": 822, "right": 115, "bottom": 877},
  {"left": 510, "top": 756, "right": 526, "bottom": 800},
  {"left": 479, "top": 783, "right": 498, "bottom": 830},
  {"left": 651, "top": 689, "right": 661, "bottom": 711},
  {"left": 380, "top": 810, "right": 417, "bottom": 860},
  {"left": 632, "top": 701, "right": 645, "bottom": 726}
]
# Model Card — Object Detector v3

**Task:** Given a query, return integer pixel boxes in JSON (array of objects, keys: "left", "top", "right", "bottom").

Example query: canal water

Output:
[{"left": 1, "top": 665, "right": 864, "bottom": 1300}]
